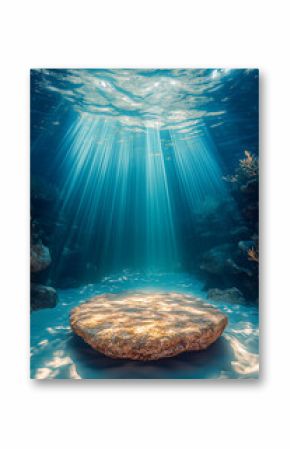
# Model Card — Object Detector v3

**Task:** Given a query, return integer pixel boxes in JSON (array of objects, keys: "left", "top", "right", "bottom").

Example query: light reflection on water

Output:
[
  {"left": 30, "top": 271, "right": 259, "bottom": 379},
  {"left": 37, "top": 69, "right": 232, "bottom": 132}
]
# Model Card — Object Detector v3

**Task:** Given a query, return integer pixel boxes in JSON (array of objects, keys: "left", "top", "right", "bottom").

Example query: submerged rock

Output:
[
  {"left": 200, "top": 244, "right": 235, "bottom": 274},
  {"left": 207, "top": 287, "right": 246, "bottom": 305},
  {"left": 70, "top": 292, "right": 228, "bottom": 361},
  {"left": 226, "top": 258, "right": 252, "bottom": 277},
  {"left": 200, "top": 244, "right": 252, "bottom": 278},
  {"left": 31, "top": 243, "right": 51, "bottom": 273},
  {"left": 31, "top": 283, "right": 58, "bottom": 311}
]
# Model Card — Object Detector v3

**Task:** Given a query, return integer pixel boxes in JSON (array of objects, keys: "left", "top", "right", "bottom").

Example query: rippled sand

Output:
[{"left": 30, "top": 272, "right": 259, "bottom": 379}]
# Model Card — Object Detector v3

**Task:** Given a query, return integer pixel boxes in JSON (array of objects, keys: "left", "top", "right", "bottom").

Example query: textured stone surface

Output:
[
  {"left": 70, "top": 292, "right": 228, "bottom": 360},
  {"left": 31, "top": 243, "right": 51, "bottom": 273},
  {"left": 31, "top": 283, "right": 58, "bottom": 311},
  {"left": 207, "top": 287, "right": 246, "bottom": 305}
]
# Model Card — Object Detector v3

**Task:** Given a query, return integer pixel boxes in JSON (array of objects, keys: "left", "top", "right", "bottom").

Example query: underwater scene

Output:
[{"left": 30, "top": 69, "right": 259, "bottom": 379}]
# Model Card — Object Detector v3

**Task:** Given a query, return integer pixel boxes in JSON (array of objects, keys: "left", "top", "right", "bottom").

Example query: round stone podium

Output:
[{"left": 70, "top": 292, "right": 228, "bottom": 360}]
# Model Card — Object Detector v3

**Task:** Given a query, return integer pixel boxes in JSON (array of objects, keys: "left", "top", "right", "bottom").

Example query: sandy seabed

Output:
[{"left": 30, "top": 271, "right": 259, "bottom": 379}]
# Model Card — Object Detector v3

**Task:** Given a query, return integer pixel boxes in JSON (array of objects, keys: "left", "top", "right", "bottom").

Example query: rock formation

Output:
[
  {"left": 31, "top": 243, "right": 51, "bottom": 273},
  {"left": 31, "top": 283, "right": 58, "bottom": 311},
  {"left": 207, "top": 287, "right": 246, "bottom": 305},
  {"left": 70, "top": 292, "right": 228, "bottom": 360}
]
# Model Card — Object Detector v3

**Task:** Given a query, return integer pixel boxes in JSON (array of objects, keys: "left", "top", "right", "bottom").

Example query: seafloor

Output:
[{"left": 30, "top": 272, "right": 259, "bottom": 379}]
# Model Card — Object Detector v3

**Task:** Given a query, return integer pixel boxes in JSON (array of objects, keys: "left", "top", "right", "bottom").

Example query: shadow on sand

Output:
[{"left": 66, "top": 334, "right": 236, "bottom": 379}]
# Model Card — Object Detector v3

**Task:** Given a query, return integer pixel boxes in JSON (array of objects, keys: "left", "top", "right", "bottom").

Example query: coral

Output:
[
  {"left": 239, "top": 150, "right": 259, "bottom": 178},
  {"left": 199, "top": 149, "right": 259, "bottom": 301},
  {"left": 223, "top": 150, "right": 259, "bottom": 184},
  {"left": 248, "top": 247, "right": 259, "bottom": 263}
]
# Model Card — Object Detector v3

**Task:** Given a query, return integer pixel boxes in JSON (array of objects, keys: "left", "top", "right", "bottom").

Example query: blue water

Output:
[
  {"left": 31, "top": 69, "right": 259, "bottom": 379},
  {"left": 30, "top": 271, "right": 259, "bottom": 379},
  {"left": 31, "top": 69, "right": 258, "bottom": 280}
]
